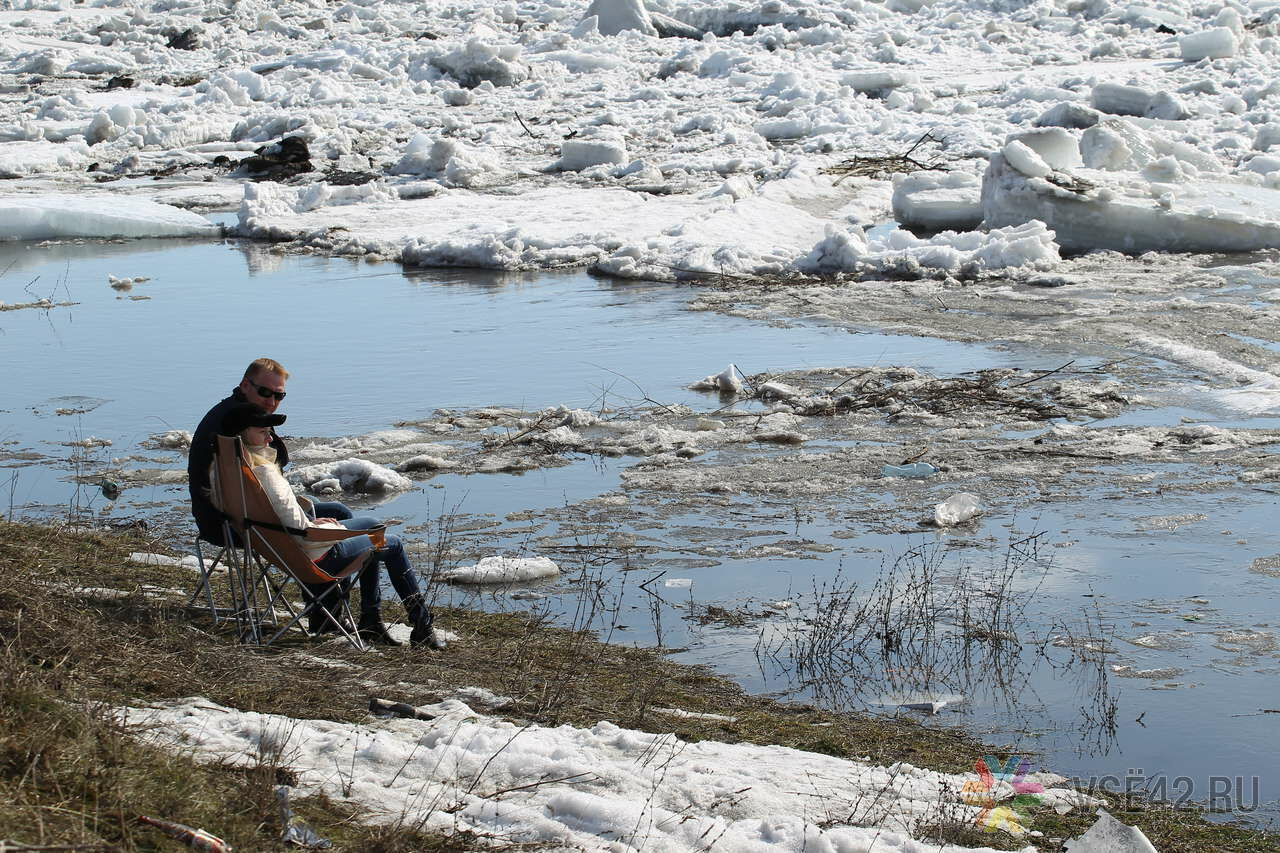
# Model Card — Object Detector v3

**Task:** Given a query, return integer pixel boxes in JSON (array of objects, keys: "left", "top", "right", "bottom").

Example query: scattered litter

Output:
[
  {"left": 900, "top": 700, "right": 950, "bottom": 715},
  {"left": 99, "top": 479, "right": 122, "bottom": 500},
  {"left": 933, "top": 492, "right": 983, "bottom": 526},
  {"left": 1063, "top": 809, "right": 1158, "bottom": 853},
  {"left": 276, "top": 785, "right": 331, "bottom": 849},
  {"left": 137, "top": 815, "right": 232, "bottom": 852},
  {"left": 878, "top": 692, "right": 966, "bottom": 715},
  {"left": 441, "top": 555, "right": 559, "bottom": 584}
]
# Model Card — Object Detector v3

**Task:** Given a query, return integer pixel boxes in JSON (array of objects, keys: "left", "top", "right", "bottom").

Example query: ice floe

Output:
[
  {"left": 287, "top": 458, "right": 413, "bottom": 494},
  {"left": 0, "top": 193, "right": 217, "bottom": 241},
  {"left": 982, "top": 121, "right": 1280, "bottom": 253},
  {"left": 442, "top": 555, "right": 560, "bottom": 584}
]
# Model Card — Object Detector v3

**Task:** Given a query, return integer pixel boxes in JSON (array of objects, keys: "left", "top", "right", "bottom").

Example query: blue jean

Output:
[
  {"left": 315, "top": 522, "right": 426, "bottom": 623},
  {"left": 311, "top": 500, "right": 354, "bottom": 521}
]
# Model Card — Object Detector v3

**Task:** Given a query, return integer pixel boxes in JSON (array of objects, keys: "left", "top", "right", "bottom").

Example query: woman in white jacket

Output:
[{"left": 215, "top": 403, "right": 443, "bottom": 649}]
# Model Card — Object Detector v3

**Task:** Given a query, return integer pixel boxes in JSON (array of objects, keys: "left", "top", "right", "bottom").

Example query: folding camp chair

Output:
[{"left": 208, "top": 433, "right": 385, "bottom": 650}]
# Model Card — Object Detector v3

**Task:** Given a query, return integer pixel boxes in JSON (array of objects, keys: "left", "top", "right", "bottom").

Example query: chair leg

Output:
[
  {"left": 263, "top": 581, "right": 367, "bottom": 651},
  {"left": 250, "top": 557, "right": 282, "bottom": 629},
  {"left": 187, "top": 539, "right": 227, "bottom": 623},
  {"left": 232, "top": 543, "right": 264, "bottom": 645}
]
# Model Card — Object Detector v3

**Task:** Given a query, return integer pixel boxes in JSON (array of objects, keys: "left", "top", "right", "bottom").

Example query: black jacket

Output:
[{"left": 188, "top": 387, "right": 289, "bottom": 544}]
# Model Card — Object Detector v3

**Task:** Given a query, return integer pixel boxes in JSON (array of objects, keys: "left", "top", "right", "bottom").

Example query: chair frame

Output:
[
  {"left": 188, "top": 535, "right": 233, "bottom": 623},
  {"left": 202, "top": 434, "right": 385, "bottom": 650}
]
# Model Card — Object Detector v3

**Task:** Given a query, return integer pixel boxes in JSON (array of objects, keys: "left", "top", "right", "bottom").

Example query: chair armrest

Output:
[{"left": 303, "top": 524, "right": 387, "bottom": 544}]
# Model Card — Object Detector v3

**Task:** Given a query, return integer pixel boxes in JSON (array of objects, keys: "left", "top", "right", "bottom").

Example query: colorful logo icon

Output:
[{"left": 960, "top": 755, "right": 1046, "bottom": 833}]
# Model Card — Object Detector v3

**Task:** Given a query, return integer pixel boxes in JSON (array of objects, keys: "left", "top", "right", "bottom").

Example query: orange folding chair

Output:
[{"left": 209, "top": 434, "right": 385, "bottom": 649}]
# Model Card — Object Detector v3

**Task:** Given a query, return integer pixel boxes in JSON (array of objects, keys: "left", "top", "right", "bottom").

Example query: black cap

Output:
[{"left": 219, "top": 402, "right": 286, "bottom": 436}]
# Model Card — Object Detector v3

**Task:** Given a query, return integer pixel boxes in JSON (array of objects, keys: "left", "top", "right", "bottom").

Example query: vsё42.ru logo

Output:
[{"left": 961, "top": 755, "right": 1045, "bottom": 833}]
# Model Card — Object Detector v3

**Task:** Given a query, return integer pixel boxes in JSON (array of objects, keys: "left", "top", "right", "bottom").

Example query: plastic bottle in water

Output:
[{"left": 881, "top": 462, "right": 939, "bottom": 479}]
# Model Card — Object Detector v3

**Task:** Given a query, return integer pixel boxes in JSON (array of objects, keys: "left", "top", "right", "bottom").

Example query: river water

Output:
[{"left": 2, "top": 227, "right": 1278, "bottom": 823}]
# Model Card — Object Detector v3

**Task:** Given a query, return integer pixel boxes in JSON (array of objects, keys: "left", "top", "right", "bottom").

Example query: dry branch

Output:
[{"left": 822, "top": 131, "right": 951, "bottom": 181}]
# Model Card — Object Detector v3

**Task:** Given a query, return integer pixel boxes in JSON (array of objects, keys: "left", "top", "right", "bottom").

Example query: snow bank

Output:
[
  {"left": 442, "top": 555, "right": 560, "bottom": 583},
  {"left": 123, "top": 695, "right": 1093, "bottom": 852},
  {"left": 0, "top": 194, "right": 217, "bottom": 241}
]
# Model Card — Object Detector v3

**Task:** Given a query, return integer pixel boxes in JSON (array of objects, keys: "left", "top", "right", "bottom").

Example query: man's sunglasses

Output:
[{"left": 249, "top": 380, "right": 286, "bottom": 401}]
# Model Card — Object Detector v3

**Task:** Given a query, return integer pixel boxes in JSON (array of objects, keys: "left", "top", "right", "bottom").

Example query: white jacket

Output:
[{"left": 210, "top": 444, "right": 344, "bottom": 561}]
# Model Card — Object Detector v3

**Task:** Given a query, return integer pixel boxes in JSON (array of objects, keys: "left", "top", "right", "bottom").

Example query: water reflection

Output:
[{"left": 750, "top": 535, "right": 1120, "bottom": 759}]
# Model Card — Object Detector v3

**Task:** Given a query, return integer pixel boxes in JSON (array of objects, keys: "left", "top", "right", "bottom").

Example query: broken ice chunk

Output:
[{"left": 690, "top": 364, "right": 743, "bottom": 394}]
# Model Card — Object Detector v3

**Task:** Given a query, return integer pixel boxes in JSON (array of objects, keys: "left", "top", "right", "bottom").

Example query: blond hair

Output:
[{"left": 243, "top": 357, "right": 289, "bottom": 381}]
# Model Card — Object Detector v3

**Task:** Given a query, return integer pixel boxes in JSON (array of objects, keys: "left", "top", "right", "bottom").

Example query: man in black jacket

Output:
[{"left": 188, "top": 357, "right": 353, "bottom": 545}]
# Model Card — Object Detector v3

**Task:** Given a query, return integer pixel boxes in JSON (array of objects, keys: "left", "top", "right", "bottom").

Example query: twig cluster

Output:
[{"left": 822, "top": 131, "right": 951, "bottom": 180}]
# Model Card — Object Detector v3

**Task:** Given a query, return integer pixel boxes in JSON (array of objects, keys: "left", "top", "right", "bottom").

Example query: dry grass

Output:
[{"left": 1, "top": 519, "right": 1276, "bottom": 851}]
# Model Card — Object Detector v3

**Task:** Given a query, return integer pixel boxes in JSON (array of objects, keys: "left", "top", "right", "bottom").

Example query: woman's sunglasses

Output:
[{"left": 249, "top": 380, "right": 286, "bottom": 401}]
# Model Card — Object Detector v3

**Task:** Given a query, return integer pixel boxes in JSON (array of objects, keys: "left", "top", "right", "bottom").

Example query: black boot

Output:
[
  {"left": 357, "top": 611, "right": 402, "bottom": 647},
  {"left": 406, "top": 599, "right": 446, "bottom": 650}
]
